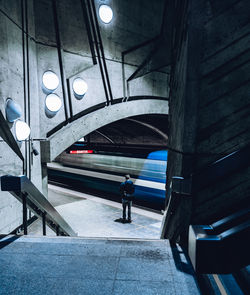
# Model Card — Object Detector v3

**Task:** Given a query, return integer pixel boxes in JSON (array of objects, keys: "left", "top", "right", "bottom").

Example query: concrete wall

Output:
[
  {"left": 34, "top": 0, "right": 169, "bottom": 139},
  {"left": 0, "top": 0, "right": 169, "bottom": 233},
  {"left": 164, "top": 0, "right": 250, "bottom": 240},
  {"left": 192, "top": 0, "right": 250, "bottom": 223},
  {"left": 47, "top": 99, "right": 169, "bottom": 161},
  {"left": 0, "top": 0, "right": 42, "bottom": 233}
]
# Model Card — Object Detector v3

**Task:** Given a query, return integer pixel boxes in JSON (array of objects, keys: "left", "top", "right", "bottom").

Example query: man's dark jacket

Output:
[{"left": 120, "top": 180, "right": 135, "bottom": 201}]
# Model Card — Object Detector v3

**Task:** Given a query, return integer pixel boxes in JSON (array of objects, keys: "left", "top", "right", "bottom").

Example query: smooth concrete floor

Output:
[
  {"left": 0, "top": 186, "right": 201, "bottom": 294},
  {"left": 28, "top": 185, "right": 163, "bottom": 239},
  {"left": 0, "top": 235, "right": 201, "bottom": 295}
]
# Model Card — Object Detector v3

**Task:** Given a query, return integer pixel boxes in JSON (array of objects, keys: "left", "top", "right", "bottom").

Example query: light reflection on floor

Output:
[{"left": 28, "top": 185, "right": 163, "bottom": 239}]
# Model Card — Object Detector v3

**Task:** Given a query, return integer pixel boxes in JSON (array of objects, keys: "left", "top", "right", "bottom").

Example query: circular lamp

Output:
[
  {"left": 45, "top": 93, "right": 62, "bottom": 113},
  {"left": 73, "top": 78, "right": 88, "bottom": 99},
  {"left": 5, "top": 98, "right": 22, "bottom": 122},
  {"left": 15, "top": 120, "right": 30, "bottom": 141},
  {"left": 42, "top": 71, "right": 59, "bottom": 92},
  {"left": 99, "top": 5, "right": 113, "bottom": 23}
]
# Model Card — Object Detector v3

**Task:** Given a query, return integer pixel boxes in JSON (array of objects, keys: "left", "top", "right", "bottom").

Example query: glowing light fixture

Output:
[
  {"left": 5, "top": 98, "right": 22, "bottom": 122},
  {"left": 45, "top": 93, "right": 62, "bottom": 113},
  {"left": 73, "top": 78, "right": 88, "bottom": 99},
  {"left": 42, "top": 71, "right": 59, "bottom": 92},
  {"left": 69, "top": 150, "right": 93, "bottom": 154},
  {"left": 15, "top": 120, "right": 31, "bottom": 141},
  {"left": 99, "top": 5, "right": 113, "bottom": 23}
]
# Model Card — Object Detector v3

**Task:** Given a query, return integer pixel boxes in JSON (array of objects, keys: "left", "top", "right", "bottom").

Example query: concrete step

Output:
[{"left": 0, "top": 235, "right": 201, "bottom": 295}]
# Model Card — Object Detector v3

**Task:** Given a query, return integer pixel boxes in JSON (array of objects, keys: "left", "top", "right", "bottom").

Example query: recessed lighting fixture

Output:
[
  {"left": 15, "top": 120, "right": 31, "bottom": 141},
  {"left": 99, "top": 5, "right": 113, "bottom": 24},
  {"left": 73, "top": 78, "right": 88, "bottom": 99},
  {"left": 45, "top": 93, "right": 62, "bottom": 113},
  {"left": 5, "top": 98, "right": 22, "bottom": 122},
  {"left": 42, "top": 71, "right": 59, "bottom": 92}
]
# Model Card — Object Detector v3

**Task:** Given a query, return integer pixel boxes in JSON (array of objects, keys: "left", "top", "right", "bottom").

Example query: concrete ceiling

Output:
[
  {"left": 72, "top": 114, "right": 169, "bottom": 153},
  {"left": 66, "top": 0, "right": 172, "bottom": 152},
  {"left": 89, "top": 0, "right": 171, "bottom": 151}
]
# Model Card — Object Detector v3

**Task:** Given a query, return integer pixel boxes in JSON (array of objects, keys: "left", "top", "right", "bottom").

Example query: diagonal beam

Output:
[
  {"left": 94, "top": 130, "right": 115, "bottom": 144},
  {"left": 0, "top": 110, "right": 24, "bottom": 161},
  {"left": 125, "top": 118, "right": 168, "bottom": 141}
]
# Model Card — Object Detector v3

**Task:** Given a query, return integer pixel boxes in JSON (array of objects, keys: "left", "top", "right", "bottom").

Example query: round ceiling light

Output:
[
  {"left": 73, "top": 78, "right": 88, "bottom": 99},
  {"left": 45, "top": 93, "right": 62, "bottom": 113},
  {"left": 5, "top": 98, "right": 22, "bottom": 122},
  {"left": 42, "top": 71, "right": 59, "bottom": 92},
  {"left": 99, "top": 5, "right": 113, "bottom": 24},
  {"left": 15, "top": 120, "right": 31, "bottom": 141}
]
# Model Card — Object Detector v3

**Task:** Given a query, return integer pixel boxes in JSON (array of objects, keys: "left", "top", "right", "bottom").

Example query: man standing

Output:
[{"left": 120, "top": 174, "right": 135, "bottom": 223}]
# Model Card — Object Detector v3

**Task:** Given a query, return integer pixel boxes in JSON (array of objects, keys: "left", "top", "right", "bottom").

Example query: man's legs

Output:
[
  {"left": 122, "top": 199, "right": 127, "bottom": 220},
  {"left": 127, "top": 201, "right": 132, "bottom": 222}
]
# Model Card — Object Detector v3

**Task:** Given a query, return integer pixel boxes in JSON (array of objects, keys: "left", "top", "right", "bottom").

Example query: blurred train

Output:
[{"left": 47, "top": 150, "right": 168, "bottom": 210}]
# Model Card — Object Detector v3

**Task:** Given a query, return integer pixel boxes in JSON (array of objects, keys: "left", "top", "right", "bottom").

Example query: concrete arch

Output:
[{"left": 46, "top": 99, "right": 168, "bottom": 161}]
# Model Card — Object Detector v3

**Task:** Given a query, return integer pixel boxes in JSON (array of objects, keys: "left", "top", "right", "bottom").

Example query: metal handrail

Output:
[
  {"left": 1, "top": 175, "right": 77, "bottom": 237},
  {"left": 161, "top": 144, "right": 250, "bottom": 241},
  {"left": 188, "top": 217, "right": 250, "bottom": 273}
]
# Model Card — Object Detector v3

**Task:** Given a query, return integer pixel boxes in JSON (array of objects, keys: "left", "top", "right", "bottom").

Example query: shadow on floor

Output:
[
  {"left": 0, "top": 234, "right": 21, "bottom": 250},
  {"left": 114, "top": 218, "right": 132, "bottom": 223},
  {"left": 170, "top": 241, "right": 195, "bottom": 276}
]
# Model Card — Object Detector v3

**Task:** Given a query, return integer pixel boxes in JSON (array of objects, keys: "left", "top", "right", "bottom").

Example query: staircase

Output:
[{"left": 0, "top": 235, "right": 201, "bottom": 295}]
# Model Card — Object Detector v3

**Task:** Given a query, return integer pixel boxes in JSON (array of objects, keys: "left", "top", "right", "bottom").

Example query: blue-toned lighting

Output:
[
  {"left": 99, "top": 5, "right": 113, "bottom": 23},
  {"left": 5, "top": 98, "right": 22, "bottom": 122},
  {"left": 73, "top": 78, "right": 88, "bottom": 99},
  {"left": 45, "top": 93, "right": 62, "bottom": 113},
  {"left": 42, "top": 71, "right": 59, "bottom": 92},
  {"left": 15, "top": 120, "right": 30, "bottom": 141}
]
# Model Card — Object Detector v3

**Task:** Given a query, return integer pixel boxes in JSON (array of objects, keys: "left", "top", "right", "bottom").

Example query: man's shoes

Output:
[{"left": 114, "top": 218, "right": 132, "bottom": 223}]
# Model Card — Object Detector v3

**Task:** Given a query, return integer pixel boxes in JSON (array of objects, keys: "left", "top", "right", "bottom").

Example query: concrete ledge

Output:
[{"left": 48, "top": 99, "right": 169, "bottom": 161}]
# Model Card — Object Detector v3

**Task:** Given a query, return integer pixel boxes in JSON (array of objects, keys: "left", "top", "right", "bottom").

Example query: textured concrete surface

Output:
[
  {"left": 49, "top": 99, "right": 169, "bottom": 161},
  {"left": 28, "top": 185, "right": 163, "bottom": 239},
  {"left": 0, "top": 0, "right": 169, "bottom": 233},
  {"left": 0, "top": 235, "right": 201, "bottom": 295}
]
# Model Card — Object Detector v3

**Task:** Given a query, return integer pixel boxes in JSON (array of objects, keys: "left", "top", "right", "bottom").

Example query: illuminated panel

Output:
[
  {"left": 99, "top": 5, "right": 113, "bottom": 23},
  {"left": 73, "top": 78, "right": 88, "bottom": 96},
  {"left": 69, "top": 150, "right": 94, "bottom": 154},
  {"left": 42, "top": 71, "right": 59, "bottom": 91},
  {"left": 45, "top": 93, "right": 62, "bottom": 112},
  {"left": 15, "top": 120, "right": 31, "bottom": 141}
]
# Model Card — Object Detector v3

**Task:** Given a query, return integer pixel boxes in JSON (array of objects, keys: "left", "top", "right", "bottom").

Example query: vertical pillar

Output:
[
  {"left": 42, "top": 212, "right": 46, "bottom": 236},
  {"left": 22, "top": 193, "right": 28, "bottom": 235},
  {"left": 162, "top": 0, "right": 206, "bottom": 241}
]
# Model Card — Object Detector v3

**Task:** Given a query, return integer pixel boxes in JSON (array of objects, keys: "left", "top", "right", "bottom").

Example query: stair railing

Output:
[
  {"left": 161, "top": 144, "right": 250, "bottom": 242},
  {"left": 1, "top": 175, "right": 77, "bottom": 237}
]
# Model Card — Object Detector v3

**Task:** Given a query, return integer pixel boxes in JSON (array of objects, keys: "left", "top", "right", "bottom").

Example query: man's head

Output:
[{"left": 125, "top": 174, "right": 130, "bottom": 180}]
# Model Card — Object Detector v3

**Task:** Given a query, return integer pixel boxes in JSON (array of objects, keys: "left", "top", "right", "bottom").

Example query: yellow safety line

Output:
[{"left": 212, "top": 274, "right": 228, "bottom": 295}]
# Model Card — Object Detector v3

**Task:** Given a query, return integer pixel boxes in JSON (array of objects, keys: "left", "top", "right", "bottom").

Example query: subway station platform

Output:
[
  {"left": 0, "top": 186, "right": 201, "bottom": 294},
  {"left": 28, "top": 184, "right": 164, "bottom": 239}
]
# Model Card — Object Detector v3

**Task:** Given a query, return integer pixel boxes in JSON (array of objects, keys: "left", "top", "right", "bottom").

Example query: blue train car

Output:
[{"left": 48, "top": 150, "right": 167, "bottom": 210}]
